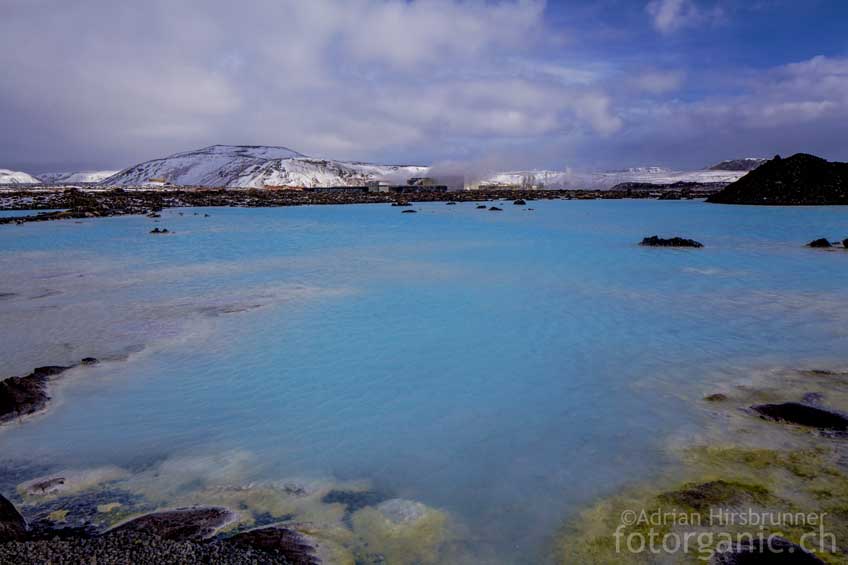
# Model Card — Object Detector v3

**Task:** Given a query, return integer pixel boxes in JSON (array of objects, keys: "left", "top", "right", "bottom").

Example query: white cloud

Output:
[
  {"left": 632, "top": 70, "right": 685, "bottom": 94},
  {"left": 0, "top": 0, "right": 626, "bottom": 168},
  {"left": 646, "top": 0, "right": 721, "bottom": 34}
]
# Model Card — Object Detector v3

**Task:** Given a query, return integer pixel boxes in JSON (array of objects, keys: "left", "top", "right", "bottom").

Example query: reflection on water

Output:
[{"left": 1, "top": 200, "right": 847, "bottom": 563}]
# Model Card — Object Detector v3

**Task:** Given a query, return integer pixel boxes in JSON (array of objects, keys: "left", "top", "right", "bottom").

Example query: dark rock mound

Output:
[
  {"left": 476, "top": 204, "right": 487, "bottom": 209},
  {"left": 445, "top": 201, "right": 457, "bottom": 205},
  {"left": 513, "top": 199, "right": 526, "bottom": 205},
  {"left": 640, "top": 235, "right": 703, "bottom": 248},
  {"left": 704, "top": 393, "right": 728, "bottom": 402},
  {"left": 489, "top": 206, "right": 503, "bottom": 211},
  {"left": 843, "top": 238, "right": 848, "bottom": 248},
  {"left": 0, "top": 494, "right": 27, "bottom": 542},
  {"left": 752, "top": 402, "right": 848, "bottom": 431},
  {"left": 658, "top": 480, "right": 772, "bottom": 513},
  {"left": 0, "top": 366, "right": 69, "bottom": 423},
  {"left": 807, "top": 238, "right": 832, "bottom": 248},
  {"left": 149, "top": 227, "right": 169, "bottom": 234},
  {"left": 80, "top": 357, "right": 99, "bottom": 366},
  {"left": 707, "top": 153, "right": 848, "bottom": 205},
  {"left": 108, "top": 507, "right": 233, "bottom": 542},
  {"left": 401, "top": 209, "right": 417, "bottom": 214},
  {"left": 711, "top": 535, "right": 823, "bottom": 564},
  {"left": 225, "top": 526, "right": 319, "bottom": 565}
]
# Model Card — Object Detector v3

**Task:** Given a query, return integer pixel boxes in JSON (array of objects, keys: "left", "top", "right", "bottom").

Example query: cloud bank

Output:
[{"left": 0, "top": 0, "right": 846, "bottom": 172}]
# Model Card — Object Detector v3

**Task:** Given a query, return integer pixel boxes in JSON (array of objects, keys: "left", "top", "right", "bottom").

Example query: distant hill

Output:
[
  {"left": 0, "top": 169, "right": 39, "bottom": 185},
  {"left": 708, "top": 158, "right": 768, "bottom": 172},
  {"left": 39, "top": 170, "right": 120, "bottom": 184},
  {"left": 102, "top": 145, "right": 427, "bottom": 188},
  {"left": 706, "top": 154, "right": 848, "bottom": 205}
]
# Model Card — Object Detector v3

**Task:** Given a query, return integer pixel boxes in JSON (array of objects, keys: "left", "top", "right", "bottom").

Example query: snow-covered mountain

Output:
[
  {"left": 0, "top": 169, "right": 40, "bottom": 185},
  {"left": 39, "top": 170, "right": 120, "bottom": 184},
  {"left": 480, "top": 162, "right": 756, "bottom": 189},
  {"left": 102, "top": 145, "right": 427, "bottom": 188},
  {"left": 708, "top": 158, "right": 768, "bottom": 171}
]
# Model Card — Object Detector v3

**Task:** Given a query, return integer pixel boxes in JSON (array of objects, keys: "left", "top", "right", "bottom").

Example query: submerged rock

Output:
[
  {"left": 0, "top": 366, "right": 70, "bottom": 424},
  {"left": 640, "top": 235, "right": 704, "bottom": 248},
  {"left": 488, "top": 206, "right": 503, "bottom": 211},
  {"left": 710, "top": 535, "right": 824, "bottom": 564},
  {"left": 476, "top": 204, "right": 487, "bottom": 209},
  {"left": 108, "top": 507, "right": 234, "bottom": 542},
  {"left": 658, "top": 480, "right": 773, "bottom": 512},
  {"left": 224, "top": 526, "right": 319, "bottom": 565},
  {"left": 445, "top": 201, "right": 457, "bottom": 206},
  {"left": 704, "top": 393, "right": 728, "bottom": 402},
  {"left": 513, "top": 199, "right": 526, "bottom": 205},
  {"left": 322, "top": 489, "right": 386, "bottom": 514},
  {"left": 401, "top": 209, "right": 417, "bottom": 214},
  {"left": 0, "top": 494, "right": 27, "bottom": 542},
  {"left": 149, "top": 227, "right": 170, "bottom": 234},
  {"left": 80, "top": 357, "right": 99, "bottom": 366},
  {"left": 351, "top": 499, "right": 449, "bottom": 564},
  {"left": 752, "top": 402, "right": 848, "bottom": 431},
  {"left": 806, "top": 238, "right": 832, "bottom": 248}
]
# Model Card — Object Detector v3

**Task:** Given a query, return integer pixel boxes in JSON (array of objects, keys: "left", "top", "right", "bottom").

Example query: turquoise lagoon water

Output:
[{"left": 1, "top": 200, "right": 847, "bottom": 562}]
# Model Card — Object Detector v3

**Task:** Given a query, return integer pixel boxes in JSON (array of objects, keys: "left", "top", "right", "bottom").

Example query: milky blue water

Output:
[{"left": 1, "top": 200, "right": 847, "bottom": 562}]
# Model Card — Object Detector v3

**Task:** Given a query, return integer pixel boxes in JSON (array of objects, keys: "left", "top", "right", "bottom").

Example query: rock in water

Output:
[
  {"left": 0, "top": 494, "right": 27, "bottom": 541},
  {"left": 843, "top": 238, "right": 848, "bottom": 248},
  {"left": 108, "top": 507, "right": 233, "bottom": 541},
  {"left": 401, "top": 209, "right": 417, "bottom": 214},
  {"left": 707, "top": 153, "right": 848, "bottom": 205},
  {"left": 489, "top": 206, "right": 503, "bottom": 211},
  {"left": 711, "top": 536, "right": 823, "bottom": 564},
  {"left": 752, "top": 402, "right": 848, "bottom": 431},
  {"left": 0, "top": 366, "right": 69, "bottom": 424},
  {"left": 225, "top": 526, "right": 319, "bottom": 565},
  {"left": 807, "top": 238, "right": 832, "bottom": 248},
  {"left": 640, "top": 235, "right": 703, "bottom": 248},
  {"left": 513, "top": 199, "right": 526, "bottom": 205}
]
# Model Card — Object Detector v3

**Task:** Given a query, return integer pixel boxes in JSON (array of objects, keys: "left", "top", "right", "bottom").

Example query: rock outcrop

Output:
[
  {"left": 0, "top": 366, "right": 70, "bottom": 424},
  {"left": 640, "top": 235, "right": 703, "bottom": 248},
  {"left": 752, "top": 402, "right": 848, "bottom": 431},
  {"left": 707, "top": 154, "right": 848, "bottom": 205},
  {"left": 0, "top": 494, "right": 27, "bottom": 542}
]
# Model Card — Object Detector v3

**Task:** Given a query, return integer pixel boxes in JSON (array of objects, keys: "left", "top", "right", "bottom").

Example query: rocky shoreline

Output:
[
  {"left": 0, "top": 497, "right": 318, "bottom": 564},
  {"left": 0, "top": 185, "right": 721, "bottom": 225},
  {"left": 558, "top": 366, "right": 848, "bottom": 564}
]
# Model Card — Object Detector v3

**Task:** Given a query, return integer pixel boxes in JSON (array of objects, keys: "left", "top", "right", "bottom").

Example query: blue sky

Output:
[{"left": 1, "top": 0, "right": 847, "bottom": 173}]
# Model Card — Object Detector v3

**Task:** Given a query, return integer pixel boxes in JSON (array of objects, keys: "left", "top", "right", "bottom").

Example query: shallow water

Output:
[{"left": 1, "top": 200, "right": 847, "bottom": 562}]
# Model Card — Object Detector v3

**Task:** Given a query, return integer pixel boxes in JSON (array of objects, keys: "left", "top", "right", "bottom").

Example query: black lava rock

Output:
[
  {"left": 807, "top": 238, "right": 832, "bottom": 248},
  {"left": 752, "top": 402, "right": 848, "bottom": 431},
  {"left": 707, "top": 153, "right": 848, "bottom": 205},
  {"left": 0, "top": 494, "right": 27, "bottom": 542},
  {"left": 0, "top": 366, "right": 70, "bottom": 423},
  {"left": 640, "top": 235, "right": 704, "bottom": 248}
]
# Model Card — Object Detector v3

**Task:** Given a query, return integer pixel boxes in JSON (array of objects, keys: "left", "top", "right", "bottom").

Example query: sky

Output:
[{"left": 1, "top": 0, "right": 847, "bottom": 174}]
